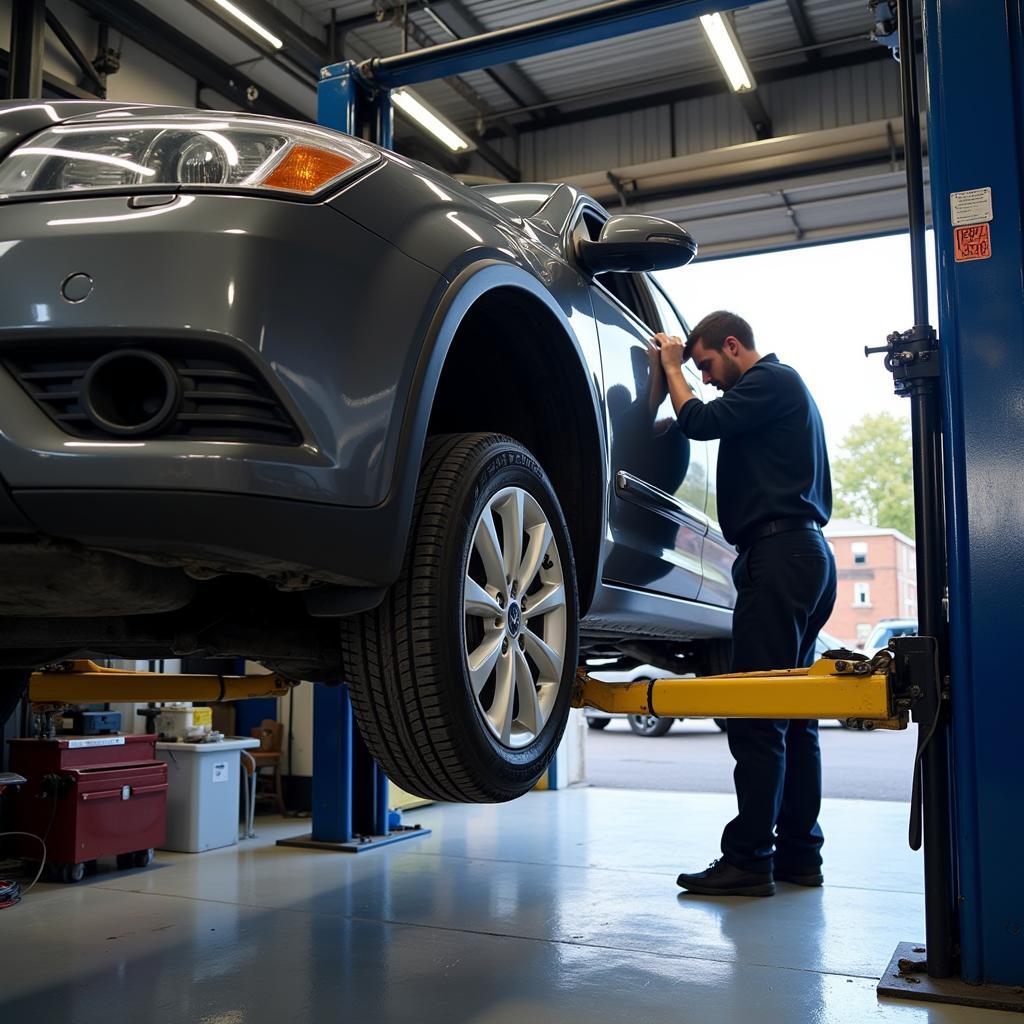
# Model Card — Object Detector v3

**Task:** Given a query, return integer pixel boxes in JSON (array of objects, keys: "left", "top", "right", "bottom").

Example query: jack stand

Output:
[{"left": 277, "top": 682, "right": 429, "bottom": 854}]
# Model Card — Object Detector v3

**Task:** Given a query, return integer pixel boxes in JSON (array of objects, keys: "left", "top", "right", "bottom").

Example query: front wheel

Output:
[
  {"left": 587, "top": 716, "right": 611, "bottom": 731},
  {"left": 341, "top": 434, "right": 579, "bottom": 803},
  {"left": 627, "top": 714, "right": 674, "bottom": 737}
]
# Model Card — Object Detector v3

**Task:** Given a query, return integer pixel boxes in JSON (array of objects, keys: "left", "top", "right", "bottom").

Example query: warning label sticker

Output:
[
  {"left": 951, "top": 187, "right": 993, "bottom": 226},
  {"left": 954, "top": 224, "right": 991, "bottom": 262}
]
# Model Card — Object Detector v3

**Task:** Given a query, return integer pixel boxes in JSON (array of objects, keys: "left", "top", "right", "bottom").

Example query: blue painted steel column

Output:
[
  {"left": 311, "top": 682, "right": 353, "bottom": 844},
  {"left": 318, "top": 59, "right": 392, "bottom": 149},
  {"left": 924, "top": 0, "right": 1024, "bottom": 987},
  {"left": 317, "top": 60, "right": 358, "bottom": 135}
]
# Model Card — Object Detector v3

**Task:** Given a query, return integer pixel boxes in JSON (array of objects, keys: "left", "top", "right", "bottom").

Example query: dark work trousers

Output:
[{"left": 720, "top": 529, "right": 837, "bottom": 874}]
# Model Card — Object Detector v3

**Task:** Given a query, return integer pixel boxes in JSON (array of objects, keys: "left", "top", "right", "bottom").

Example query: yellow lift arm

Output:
[
  {"left": 29, "top": 660, "right": 294, "bottom": 704},
  {"left": 573, "top": 644, "right": 937, "bottom": 732}
]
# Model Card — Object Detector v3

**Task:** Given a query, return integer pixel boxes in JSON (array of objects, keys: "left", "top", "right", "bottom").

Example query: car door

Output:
[
  {"left": 570, "top": 206, "right": 707, "bottom": 600},
  {"left": 647, "top": 280, "right": 737, "bottom": 608}
]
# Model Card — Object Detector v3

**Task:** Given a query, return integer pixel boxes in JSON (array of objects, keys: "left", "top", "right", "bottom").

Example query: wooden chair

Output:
[{"left": 246, "top": 719, "right": 286, "bottom": 816}]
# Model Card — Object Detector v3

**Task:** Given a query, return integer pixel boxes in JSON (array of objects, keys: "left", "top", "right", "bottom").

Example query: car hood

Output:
[{"left": 0, "top": 101, "right": 154, "bottom": 160}]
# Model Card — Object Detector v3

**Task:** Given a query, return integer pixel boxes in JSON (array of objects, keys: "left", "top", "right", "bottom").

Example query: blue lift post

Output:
[
  {"left": 277, "top": 67, "right": 423, "bottom": 855},
  {"left": 315, "top": 0, "right": 1023, "bottom": 1002},
  {"left": 277, "top": 683, "right": 429, "bottom": 852},
  {"left": 918, "top": 0, "right": 1024, "bottom": 993}
]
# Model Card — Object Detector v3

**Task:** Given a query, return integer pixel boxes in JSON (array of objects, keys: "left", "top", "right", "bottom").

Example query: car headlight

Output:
[{"left": 0, "top": 113, "right": 379, "bottom": 199}]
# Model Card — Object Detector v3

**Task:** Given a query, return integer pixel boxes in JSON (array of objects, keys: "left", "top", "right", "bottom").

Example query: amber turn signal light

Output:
[{"left": 262, "top": 145, "right": 356, "bottom": 194}]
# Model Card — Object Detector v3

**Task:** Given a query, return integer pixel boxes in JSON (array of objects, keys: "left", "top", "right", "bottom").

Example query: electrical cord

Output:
[
  {"left": 0, "top": 787, "right": 60, "bottom": 908},
  {"left": 0, "top": 832, "right": 47, "bottom": 907}
]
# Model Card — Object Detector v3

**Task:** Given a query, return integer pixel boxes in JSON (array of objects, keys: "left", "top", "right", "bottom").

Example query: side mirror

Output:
[{"left": 577, "top": 215, "right": 697, "bottom": 273}]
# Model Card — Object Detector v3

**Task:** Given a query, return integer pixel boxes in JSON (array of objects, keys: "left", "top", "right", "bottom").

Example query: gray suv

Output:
[{"left": 0, "top": 102, "right": 735, "bottom": 802}]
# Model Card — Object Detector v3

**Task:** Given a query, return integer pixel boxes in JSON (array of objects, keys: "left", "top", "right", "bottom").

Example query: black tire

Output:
[
  {"left": 116, "top": 853, "right": 134, "bottom": 871},
  {"left": 586, "top": 716, "right": 611, "bottom": 731},
  {"left": 714, "top": 718, "right": 728, "bottom": 732},
  {"left": 627, "top": 714, "right": 674, "bottom": 738},
  {"left": 341, "top": 433, "right": 579, "bottom": 803},
  {"left": 701, "top": 639, "right": 733, "bottom": 675}
]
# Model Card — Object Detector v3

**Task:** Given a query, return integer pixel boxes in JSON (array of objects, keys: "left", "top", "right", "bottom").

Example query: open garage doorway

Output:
[{"left": 584, "top": 229, "right": 937, "bottom": 803}]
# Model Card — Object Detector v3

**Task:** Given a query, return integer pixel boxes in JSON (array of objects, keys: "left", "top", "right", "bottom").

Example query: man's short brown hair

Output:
[{"left": 685, "top": 311, "right": 755, "bottom": 360}]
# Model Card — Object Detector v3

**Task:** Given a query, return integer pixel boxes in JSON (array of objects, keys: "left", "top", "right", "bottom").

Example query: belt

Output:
[{"left": 735, "top": 518, "right": 822, "bottom": 553}]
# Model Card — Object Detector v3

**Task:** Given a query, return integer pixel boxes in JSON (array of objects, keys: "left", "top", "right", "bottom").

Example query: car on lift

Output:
[{"left": 0, "top": 101, "right": 736, "bottom": 803}]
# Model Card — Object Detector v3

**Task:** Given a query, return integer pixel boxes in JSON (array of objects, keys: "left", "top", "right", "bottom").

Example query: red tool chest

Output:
[{"left": 7, "top": 735, "right": 167, "bottom": 879}]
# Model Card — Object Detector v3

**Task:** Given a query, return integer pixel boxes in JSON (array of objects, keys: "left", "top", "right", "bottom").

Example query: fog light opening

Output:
[{"left": 83, "top": 349, "right": 181, "bottom": 436}]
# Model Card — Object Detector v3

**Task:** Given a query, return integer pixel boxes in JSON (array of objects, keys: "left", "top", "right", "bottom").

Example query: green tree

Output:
[{"left": 832, "top": 412, "right": 915, "bottom": 538}]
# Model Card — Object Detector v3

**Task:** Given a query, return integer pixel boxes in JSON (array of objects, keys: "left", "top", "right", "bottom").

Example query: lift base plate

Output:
[
  {"left": 276, "top": 825, "right": 431, "bottom": 854},
  {"left": 877, "top": 942, "right": 1024, "bottom": 1013}
]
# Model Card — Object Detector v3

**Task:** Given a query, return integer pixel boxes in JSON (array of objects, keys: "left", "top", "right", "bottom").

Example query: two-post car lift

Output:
[{"left": 25, "top": 0, "right": 1024, "bottom": 1010}]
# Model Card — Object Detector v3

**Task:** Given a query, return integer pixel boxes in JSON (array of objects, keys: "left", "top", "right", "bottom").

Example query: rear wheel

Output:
[
  {"left": 341, "top": 433, "right": 579, "bottom": 802},
  {"left": 627, "top": 714, "right": 674, "bottom": 738},
  {"left": 586, "top": 716, "right": 611, "bottom": 731}
]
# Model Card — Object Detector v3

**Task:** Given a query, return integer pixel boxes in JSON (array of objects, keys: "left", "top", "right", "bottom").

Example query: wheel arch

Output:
[{"left": 395, "top": 261, "right": 606, "bottom": 615}]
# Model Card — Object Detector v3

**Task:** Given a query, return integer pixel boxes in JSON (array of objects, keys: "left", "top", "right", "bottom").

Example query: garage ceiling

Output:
[{"left": 59, "top": 0, "right": 924, "bottom": 255}]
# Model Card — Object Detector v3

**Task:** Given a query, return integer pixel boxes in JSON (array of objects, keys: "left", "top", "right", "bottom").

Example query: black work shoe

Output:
[
  {"left": 774, "top": 866, "right": 824, "bottom": 887},
  {"left": 676, "top": 858, "right": 775, "bottom": 897}
]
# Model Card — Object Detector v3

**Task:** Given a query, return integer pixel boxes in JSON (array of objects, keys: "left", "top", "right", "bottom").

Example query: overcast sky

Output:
[{"left": 656, "top": 231, "right": 938, "bottom": 459}]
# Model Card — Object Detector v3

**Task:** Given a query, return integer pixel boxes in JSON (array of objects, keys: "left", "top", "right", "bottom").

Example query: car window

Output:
[
  {"left": 650, "top": 280, "right": 721, "bottom": 527},
  {"left": 648, "top": 281, "right": 690, "bottom": 337}
]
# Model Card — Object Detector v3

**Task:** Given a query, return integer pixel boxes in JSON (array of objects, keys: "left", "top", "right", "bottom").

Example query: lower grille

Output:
[{"left": 3, "top": 340, "right": 302, "bottom": 445}]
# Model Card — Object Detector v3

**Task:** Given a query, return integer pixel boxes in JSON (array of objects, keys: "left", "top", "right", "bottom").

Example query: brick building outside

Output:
[{"left": 823, "top": 519, "right": 917, "bottom": 648}]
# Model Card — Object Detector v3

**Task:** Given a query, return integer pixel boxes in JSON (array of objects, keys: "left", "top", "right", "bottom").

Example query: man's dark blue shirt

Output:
[{"left": 676, "top": 353, "right": 831, "bottom": 546}]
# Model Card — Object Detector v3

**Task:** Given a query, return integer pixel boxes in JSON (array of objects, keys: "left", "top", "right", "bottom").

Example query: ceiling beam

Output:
[
  {"left": 188, "top": 0, "right": 329, "bottom": 75},
  {"left": 736, "top": 89, "right": 772, "bottom": 140},
  {"left": 430, "top": 0, "right": 557, "bottom": 119},
  {"left": 483, "top": 44, "right": 894, "bottom": 138},
  {"left": 74, "top": 0, "right": 311, "bottom": 118},
  {"left": 785, "top": 0, "right": 822, "bottom": 64}
]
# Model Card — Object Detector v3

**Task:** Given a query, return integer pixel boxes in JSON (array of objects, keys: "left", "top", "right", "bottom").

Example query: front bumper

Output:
[{"left": 0, "top": 191, "right": 442, "bottom": 586}]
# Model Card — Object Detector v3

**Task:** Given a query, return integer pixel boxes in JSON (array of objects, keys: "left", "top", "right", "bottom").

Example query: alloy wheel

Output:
[{"left": 463, "top": 486, "right": 567, "bottom": 749}]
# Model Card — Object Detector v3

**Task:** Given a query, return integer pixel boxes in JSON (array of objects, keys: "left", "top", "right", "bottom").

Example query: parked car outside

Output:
[
  {"left": 861, "top": 618, "right": 918, "bottom": 656},
  {"left": 0, "top": 101, "right": 736, "bottom": 802}
]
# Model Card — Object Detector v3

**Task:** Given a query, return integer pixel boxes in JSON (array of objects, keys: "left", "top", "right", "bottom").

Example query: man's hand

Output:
[
  {"left": 652, "top": 333, "right": 697, "bottom": 417},
  {"left": 654, "top": 332, "right": 687, "bottom": 375},
  {"left": 645, "top": 343, "right": 667, "bottom": 415}
]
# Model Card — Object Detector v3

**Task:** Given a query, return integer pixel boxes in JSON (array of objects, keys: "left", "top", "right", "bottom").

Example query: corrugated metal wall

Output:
[{"left": 477, "top": 60, "right": 903, "bottom": 182}]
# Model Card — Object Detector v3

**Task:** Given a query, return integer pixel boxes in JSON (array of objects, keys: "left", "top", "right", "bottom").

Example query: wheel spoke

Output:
[
  {"left": 490, "top": 648, "right": 516, "bottom": 745},
  {"left": 517, "top": 522, "right": 552, "bottom": 593},
  {"left": 498, "top": 489, "right": 525, "bottom": 585},
  {"left": 464, "top": 576, "right": 502, "bottom": 619},
  {"left": 514, "top": 646, "right": 543, "bottom": 736},
  {"left": 468, "top": 631, "right": 503, "bottom": 696},
  {"left": 523, "top": 628, "right": 563, "bottom": 682},
  {"left": 473, "top": 506, "right": 506, "bottom": 592},
  {"left": 522, "top": 582, "right": 565, "bottom": 621}
]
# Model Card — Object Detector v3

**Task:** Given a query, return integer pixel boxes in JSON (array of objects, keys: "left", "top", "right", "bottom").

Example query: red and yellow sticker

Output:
[{"left": 954, "top": 223, "right": 991, "bottom": 262}]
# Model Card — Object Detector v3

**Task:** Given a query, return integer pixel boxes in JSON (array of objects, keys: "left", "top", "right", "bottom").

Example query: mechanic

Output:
[{"left": 654, "top": 310, "right": 836, "bottom": 898}]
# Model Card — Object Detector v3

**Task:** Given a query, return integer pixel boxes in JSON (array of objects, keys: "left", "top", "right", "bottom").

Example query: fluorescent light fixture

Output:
[
  {"left": 699, "top": 12, "right": 756, "bottom": 93},
  {"left": 392, "top": 90, "right": 475, "bottom": 153},
  {"left": 210, "top": 0, "right": 284, "bottom": 50}
]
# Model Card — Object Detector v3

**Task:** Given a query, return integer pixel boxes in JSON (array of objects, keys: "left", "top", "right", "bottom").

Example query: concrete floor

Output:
[
  {"left": 586, "top": 718, "right": 918, "bottom": 800},
  {"left": 2, "top": 788, "right": 1014, "bottom": 1024}
]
